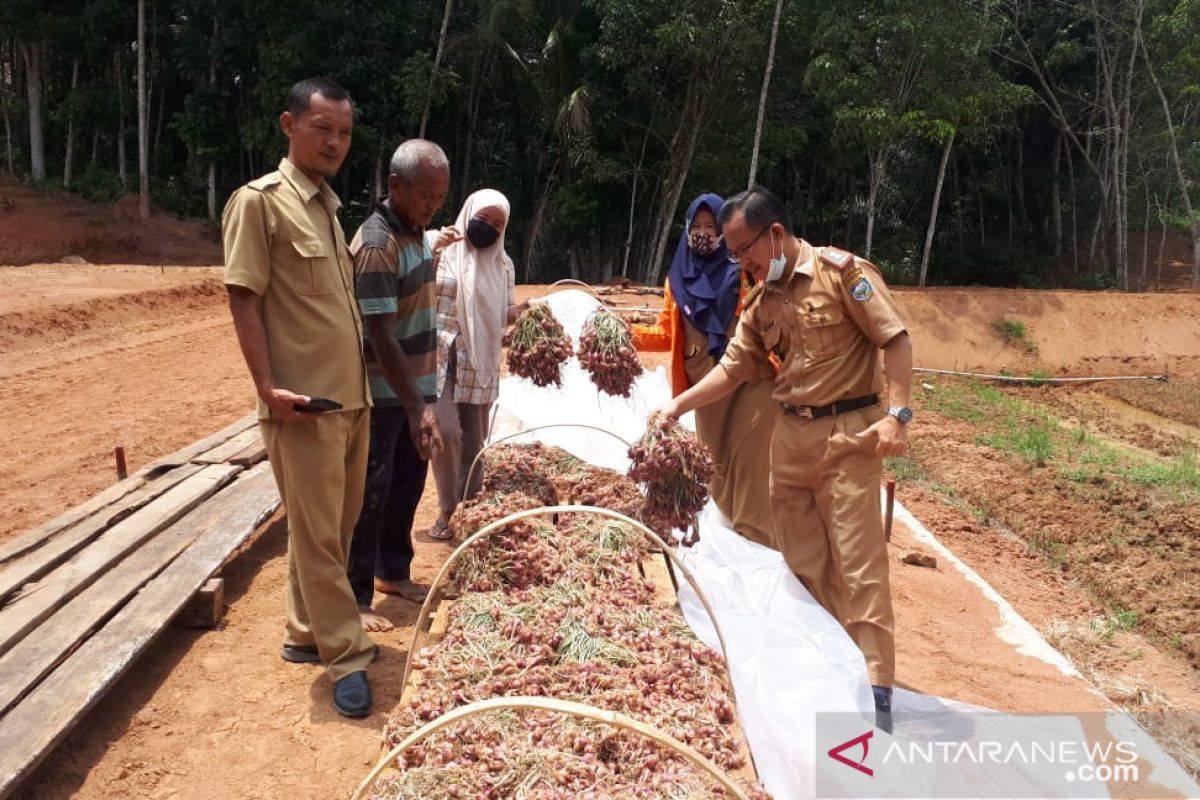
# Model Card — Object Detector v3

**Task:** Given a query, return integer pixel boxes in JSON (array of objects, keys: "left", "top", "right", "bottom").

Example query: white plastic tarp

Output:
[{"left": 489, "top": 289, "right": 1199, "bottom": 800}]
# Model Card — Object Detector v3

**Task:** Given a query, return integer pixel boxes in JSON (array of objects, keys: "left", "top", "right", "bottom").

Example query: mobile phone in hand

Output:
[{"left": 294, "top": 397, "right": 343, "bottom": 413}]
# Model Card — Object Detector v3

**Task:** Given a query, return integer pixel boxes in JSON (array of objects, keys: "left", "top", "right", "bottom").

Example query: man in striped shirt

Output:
[{"left": 348, "top": 139, "right": 449, "bottom": 630}]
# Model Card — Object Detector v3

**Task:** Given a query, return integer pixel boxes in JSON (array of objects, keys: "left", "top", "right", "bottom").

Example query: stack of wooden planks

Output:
[{"left": 0, "top": 415, "right": 281, "bottom": 799}]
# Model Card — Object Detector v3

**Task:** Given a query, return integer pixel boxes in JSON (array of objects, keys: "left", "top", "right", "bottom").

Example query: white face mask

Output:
[{"left": 766, "top": 230, "right": 787, "bottom": 282}]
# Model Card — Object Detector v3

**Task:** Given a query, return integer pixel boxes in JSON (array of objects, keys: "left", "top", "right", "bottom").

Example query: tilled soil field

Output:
[{"left": 2, "top": 263, "right": 1199, "bottom": 797}]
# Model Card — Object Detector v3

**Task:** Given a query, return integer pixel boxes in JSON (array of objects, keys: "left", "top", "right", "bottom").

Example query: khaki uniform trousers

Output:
[
  {"left": 260, "top": 409, "right": 376, "bottom": 682},
  {"left": 769, "top": 404, "right": 895, "bottom": 686}
]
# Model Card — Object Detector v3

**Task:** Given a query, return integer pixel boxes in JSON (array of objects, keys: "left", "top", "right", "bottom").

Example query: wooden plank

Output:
[
  {"left": 131, "top": 413, "right": 257, "bottom": 477},
  {"left": 0, "top": 463, "right": 279, "bottom": 799},
  {"left": 0, "top": 464, "right": 204, "bottom": 605},
  {"left": 0, "top": 414, "right": 255, "bottom": 569},
  {"left": 227, "top": 440, "right": 267, "bottom": 466},
  {"left": 0, "top": 464, "right": 241, "bottom": 658},
  {"left": 175, "top": 578, "right": 225, "bottom": 628},
  {"left": 0, "top": 467, "right": 274, "bottom": 717},
  {"left": 0, "top": 478, "right": 147, "bottom": 568},
  {"left": 192, "top": 428, "right": 260, "bottom": 465}
]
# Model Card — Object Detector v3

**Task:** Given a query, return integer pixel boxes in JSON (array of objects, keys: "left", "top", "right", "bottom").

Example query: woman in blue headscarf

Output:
[{"left": 631, "top": 193, "right": 777, "bottom": 547}]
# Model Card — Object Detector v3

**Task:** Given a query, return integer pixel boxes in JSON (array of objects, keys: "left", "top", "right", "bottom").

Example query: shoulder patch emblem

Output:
[
  {"left": 819, "top": 247, "right": 854, "bottom": 269},
  {"left": 850, "top": 276, "right": 874, "bottom": 302}
]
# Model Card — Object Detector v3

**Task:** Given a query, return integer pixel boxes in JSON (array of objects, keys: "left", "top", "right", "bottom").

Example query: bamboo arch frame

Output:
[
  {"left": 350, "top": 696, "right": 753, "bottom": 800},
  {"left": 404, "top": 504, "right": 728, "bottom": 692}
]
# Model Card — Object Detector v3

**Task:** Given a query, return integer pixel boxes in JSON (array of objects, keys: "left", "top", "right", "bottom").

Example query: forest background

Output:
[{"left": 0, "top": 0, "right": 1197, "bottom": 290}]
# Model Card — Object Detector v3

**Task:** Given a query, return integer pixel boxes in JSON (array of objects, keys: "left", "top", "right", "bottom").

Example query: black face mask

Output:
[{"left": 466, "top": 218, "right": 501, "bottom": 249}]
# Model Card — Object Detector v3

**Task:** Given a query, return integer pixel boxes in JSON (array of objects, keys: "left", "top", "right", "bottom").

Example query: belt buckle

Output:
[{"left": 788, "top": 404, "right": 813, "bottom": 419}]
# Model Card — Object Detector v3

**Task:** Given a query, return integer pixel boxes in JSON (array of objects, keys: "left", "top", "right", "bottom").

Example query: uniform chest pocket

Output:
[
  {"left": 800, "top": 301, "right": 848, "bottom": 361},
  {"left": 288, "top": 238, "right": 335, "bottom": 296}
]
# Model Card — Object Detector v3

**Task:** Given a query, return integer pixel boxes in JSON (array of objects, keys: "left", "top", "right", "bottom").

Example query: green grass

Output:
[
  {"left": 885, "top": 456, "right": 926, "bottom": 481},
  {"left": 1110, "top": 606, "right": 1141, "bottom": 631},
  {"left": 1170, "top": 633, "right": 1184, "bottom": 649},
  {"left": 921, "top": 378, "right": 1199, "bottom": 501},
  {"left": 992, "top": 318, "right": 1038, "bottom": 353},
  {"left": 979, "top": 416, "right": 1056, "bottom": 467}
]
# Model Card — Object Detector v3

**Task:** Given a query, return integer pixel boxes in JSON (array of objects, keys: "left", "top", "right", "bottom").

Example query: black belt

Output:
[{"left": 782, "top": 394, "right": 878, "bottom": 420}]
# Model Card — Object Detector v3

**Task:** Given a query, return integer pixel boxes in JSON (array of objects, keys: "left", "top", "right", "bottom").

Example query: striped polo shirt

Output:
[{"left": 350, "top": 200, "right": 438, "bottom": 406}]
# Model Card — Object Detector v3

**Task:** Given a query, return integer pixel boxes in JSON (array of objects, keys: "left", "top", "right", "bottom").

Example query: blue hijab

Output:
[{"left": 667, "top": 193, "right": 741, "bottom": 358}]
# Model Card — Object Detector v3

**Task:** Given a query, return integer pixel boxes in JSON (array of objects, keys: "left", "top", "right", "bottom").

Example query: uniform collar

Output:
[
  {"left": 794, "top": 240, "right": 815, "bottom": 278},
  {"left": 279, "top": 158, "right": 342, "bottom": 211}
]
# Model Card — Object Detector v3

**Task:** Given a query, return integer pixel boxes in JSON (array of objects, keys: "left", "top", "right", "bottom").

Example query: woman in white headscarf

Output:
[{"left": 425, "top": 188, "right": 527, "bottom": 539}]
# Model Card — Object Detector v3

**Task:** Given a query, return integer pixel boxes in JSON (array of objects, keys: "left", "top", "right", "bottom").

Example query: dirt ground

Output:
[{"left": 3, "top": 264, "right": 1200, "bottom": 799}]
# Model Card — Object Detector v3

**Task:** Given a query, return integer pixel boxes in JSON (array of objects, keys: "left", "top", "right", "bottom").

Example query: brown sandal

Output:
[{"left": 426, "top": 519, "right": 453, "bottom": 541}]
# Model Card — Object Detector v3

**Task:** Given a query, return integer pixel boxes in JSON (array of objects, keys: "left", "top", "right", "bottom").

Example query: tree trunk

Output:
[
  {"left": 90, "top": 129, "right": 99, "bottom": 168},
  {"left": 63, "top": 58, "right": 80, "bottom": 187},
  {"left": 459, "top": 54, "right": 483, "bottom": 207},
  {"left": 116, "top": 50, "right": 128, "bottom": 191},
  {"left": 1140, "top": 184, "right": 1150, "bottom": 291},
  {"left": 1013, "top": 133, "right": 1029, "bottom": 228},
  {"left": 647, "top": 90, "right": 708, "bottom": 285},
  {"left": 206, "top": 18, "right": 218, "bottom": 223},
  {"left": 137, "top": 0, "right": 151, "bottom": 219},
  {"left": 621, "top": 123, "right": 653, "bottom": 278},
  {"left": 1139, "top": 29, "right": 1199, "bottom": 287},
  {"left": 919, "top": 129, "right": 954, "bottom": 287},
  {"left": 1051, "top": 130, "right": 1063, "bottom": 258},
  {"left": 18, "top": 42, "right": 45, "bottom": 181},
  {"left": 865, "top": 148, "right": 888, "bottom": 260},
  {"left": 1067, "top": 139, "right": 1078, "bottom": 274},
  {"left": 1, "top": 71, "right": 12, "bottom": 176},
  {"left": 419, "top": 0, "right": 455, "bottom": 138},
  {"left": 746, "top": 0, "right": 784, "bottom": 189},
  {"left": 1155, "top": 189, "right": 1169, "bottom": 290},
  {"left": 207, "top": 160, "right": 217, "bottom": 222}
]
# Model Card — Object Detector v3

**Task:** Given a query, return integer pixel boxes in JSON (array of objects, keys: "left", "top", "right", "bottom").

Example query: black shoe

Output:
[
  {"left": 333, "top": 671, "right": 372, "bottom": 718},
  {"left": 280, "top": 643, "right": 321, "bottom": 664},
  {"left": 872, "top": 685, "right": 893, "bottom": 734}
]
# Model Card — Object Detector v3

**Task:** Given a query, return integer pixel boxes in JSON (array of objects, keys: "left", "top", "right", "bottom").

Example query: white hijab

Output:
[{"left": 443, "top": 188, "right": 512, "bottom": 388}]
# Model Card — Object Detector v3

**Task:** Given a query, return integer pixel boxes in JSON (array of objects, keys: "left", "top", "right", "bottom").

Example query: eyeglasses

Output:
[{"left": 726, "top": 227, "right": 769, "bottom": 263}]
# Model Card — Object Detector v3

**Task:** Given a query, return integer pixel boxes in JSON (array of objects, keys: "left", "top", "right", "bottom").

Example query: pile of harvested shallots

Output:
[{"left": 369, "top": 444, "right": 767, "bottom": 800}]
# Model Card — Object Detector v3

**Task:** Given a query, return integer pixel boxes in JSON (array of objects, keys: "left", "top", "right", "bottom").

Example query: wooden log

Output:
[
  {"left": 0, "top": 464, "right": 241, "bottom": 658},
  {"left": 192, "top": 428, "right": 260, "bottom": 465},
  {"left": 0, "top": 463, "right": 279, "bottom": 799},
  {"left": 0, "top": 464, "right": 204, "bottom": 605},
  {"left": 174, "top": 577, "right": 225, "bottom": 628}
]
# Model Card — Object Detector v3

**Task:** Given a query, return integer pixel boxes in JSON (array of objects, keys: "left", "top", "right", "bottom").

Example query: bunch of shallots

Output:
[
  {"left": 627, "top": 417, "right": 714, "bottom": 546},
  {"left": 577, "top": 308, "right": 643, "bottom": 397},
  {"left": 503, "top": 304, "right": 573, "bottom": 388}
]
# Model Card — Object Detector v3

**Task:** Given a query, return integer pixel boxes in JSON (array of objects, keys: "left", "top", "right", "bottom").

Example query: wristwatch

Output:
[{"left": 886, "top": 406, "right": 913, "bottom": 424}]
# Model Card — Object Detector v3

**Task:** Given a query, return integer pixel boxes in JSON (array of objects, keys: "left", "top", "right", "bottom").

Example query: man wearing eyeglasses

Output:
[{"left": 657, "top": 186, "right": 913, "bottom": 734}]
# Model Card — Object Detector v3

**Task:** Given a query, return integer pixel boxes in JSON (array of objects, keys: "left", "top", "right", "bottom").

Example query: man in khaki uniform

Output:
[
  {"left": 658, "top": 186, "right": 913, "bottom": 732},
  {"left": 222, "top": 77, "right": 377, "bottom": 718}
]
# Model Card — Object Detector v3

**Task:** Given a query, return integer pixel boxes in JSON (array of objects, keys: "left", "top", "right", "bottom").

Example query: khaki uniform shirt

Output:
[
  {"left": 720, "top": 242, "right": 907, "bottom": 408},
  {"left": 222, "top": 158, "right": 370, "bottom": 419}
]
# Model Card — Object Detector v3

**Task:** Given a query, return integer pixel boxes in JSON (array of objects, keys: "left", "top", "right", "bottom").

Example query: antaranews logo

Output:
[
  {"left": 813, "top": 711, "right": 1190, "bottom": 800},
  {"left": 827, "top": 730, "right": 875, "bottom": 777}
]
